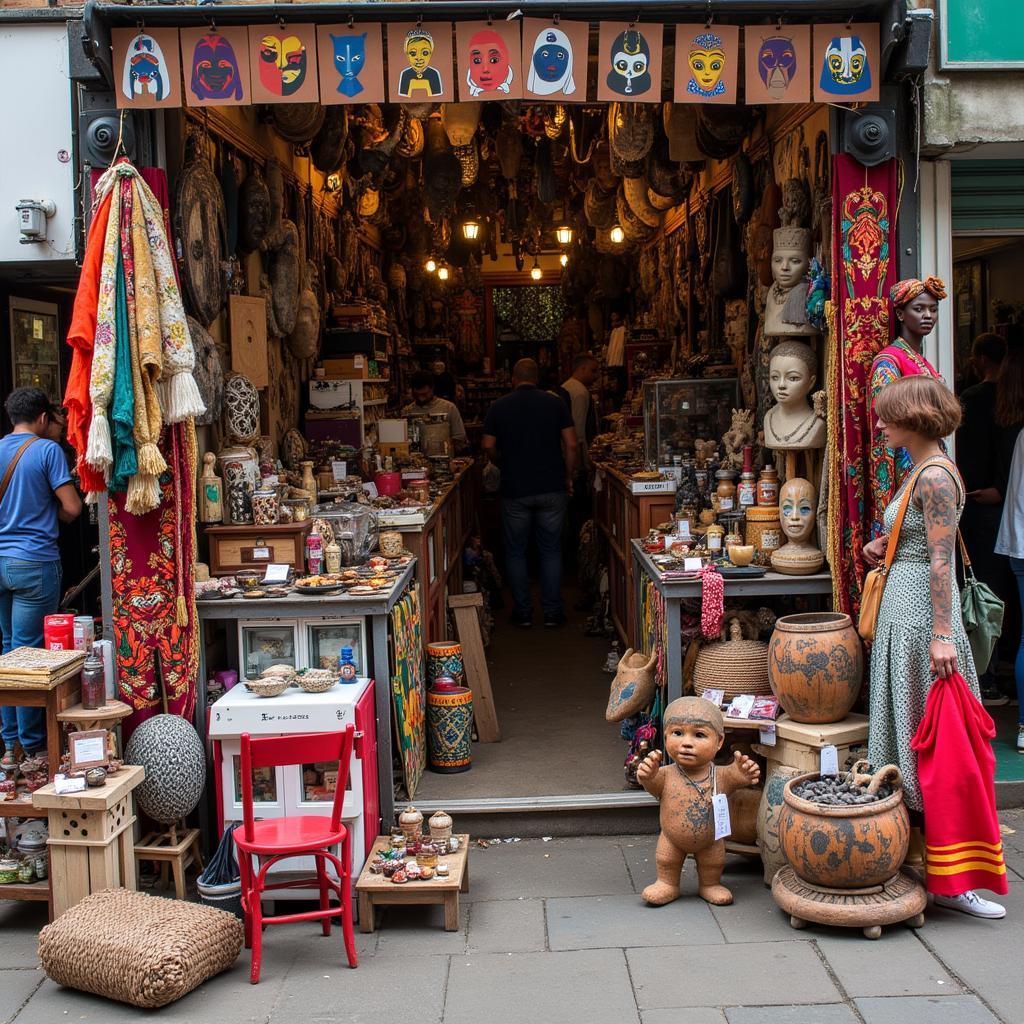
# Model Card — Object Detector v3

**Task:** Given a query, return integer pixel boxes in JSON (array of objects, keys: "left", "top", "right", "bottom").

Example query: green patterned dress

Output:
[{"left": 867, "top": 460, "right": 979, "bottom": 812}]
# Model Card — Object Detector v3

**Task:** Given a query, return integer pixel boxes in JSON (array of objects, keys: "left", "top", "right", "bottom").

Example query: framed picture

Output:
[
  {"left": 112, "top": 28, "right": 182, "bottom": 109},
  {"left": 597, "top": 22, "right": 663, "bottom": 103},
  {"left": 939, "top": 0, "right": 1024, "bottom": 70},
  {"left": 812, "top": 23, "right": 880, "bottom": 103},
  {"left": 248, "top": 24, "right": 320, "bottom": 104},
  {"left": 521, "top": 19, "right": 589, "bottom": 102},
  {"left": 9, "top": 298, "right": 60, "bottom": 406},
  {"left": 744, "top": 25, "right": 810, "bottom": 105},
  {"left": 455, "top": 20, "right": 523, "bottom": 100},
  {"left": 181, "top": 26, "right": 251, "bottom": 107},
  {"left": 386, "top": 22, "right": 454, "bottom": 103},
  {"left": 69, "top": 730, "right": 110, "bottom": 772},
  {"left": 316, "top": 24, "right": 386, "bottom": 104},
  {"left": 673, "top": 24, "right": 740, "bottom": 104}
]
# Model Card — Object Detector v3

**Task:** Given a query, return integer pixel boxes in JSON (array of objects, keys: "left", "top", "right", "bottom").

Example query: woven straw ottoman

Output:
[{"left": 38, "top": 888, "right": 244, "bottom": 1008}]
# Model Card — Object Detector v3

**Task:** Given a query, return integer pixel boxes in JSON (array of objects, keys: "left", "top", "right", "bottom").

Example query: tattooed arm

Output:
[{"left": 916, "top": 464, "right": 959, "bottom": 679}]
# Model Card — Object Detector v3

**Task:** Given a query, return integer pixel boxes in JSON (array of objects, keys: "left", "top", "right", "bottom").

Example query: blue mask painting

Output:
[{"left": 331, "top": 33, "right": 366, "bottom": 97}]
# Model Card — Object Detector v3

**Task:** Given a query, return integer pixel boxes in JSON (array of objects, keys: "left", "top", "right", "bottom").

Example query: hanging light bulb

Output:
[
  {"left": 425, "top": 256, "right": 437, "bottom": 273},
  {"left": 556, "top": 225, "right": 573, "bottom": 246},
  {"left": 559, "top": 252, "right": 569, "bottom": 268},
  {"left": 437, "top": 264, "right": 450, "bottom": 281},
  {"left": 609, "top": 225, "right": 625, "bottom": 245},
  {"left": 530, "top": 258, "right": 542, "bottom": 281},
  {"left": 462, "top": 218, "right": 480, "bottom": 241}
]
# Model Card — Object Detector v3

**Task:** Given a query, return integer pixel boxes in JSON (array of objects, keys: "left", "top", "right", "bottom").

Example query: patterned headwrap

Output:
[{"left": 890, "top": 276, "right": 948, "bottom": 308}]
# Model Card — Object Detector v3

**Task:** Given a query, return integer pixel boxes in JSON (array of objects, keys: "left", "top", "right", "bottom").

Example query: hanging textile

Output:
[
  {"left": 825, "top": 156, "right": 899, "bottom": 615},
  {"left": 108, "top": 251, "right": 138, "bottom": 494}
]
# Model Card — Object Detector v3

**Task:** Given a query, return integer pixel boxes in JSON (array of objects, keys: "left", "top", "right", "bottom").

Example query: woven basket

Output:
[
  {"left": 38, "top": 888, "right": 243, "bottom": 1009},
  {"left": 693, "top": 618, "right": 771, "bottom": 699},
  {"left": 296, "top": 669, "right": 338, "bottom": 693},
  {"left": 245, "top": 676, "right": 292, "bottom": 698}
]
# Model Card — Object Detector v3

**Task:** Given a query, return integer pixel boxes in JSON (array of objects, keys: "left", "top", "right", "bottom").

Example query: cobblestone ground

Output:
[{"left": 3, "top": 810, "right": 1023, "bottom": 1024}]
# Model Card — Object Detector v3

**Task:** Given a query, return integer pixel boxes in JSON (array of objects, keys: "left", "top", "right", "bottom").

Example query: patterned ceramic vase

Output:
[
  {"left": 427, "top": 685, "right": 473, "bottom": 774},
  {"left": 426, "top": 641, "right": 465, "bottom": 687}
]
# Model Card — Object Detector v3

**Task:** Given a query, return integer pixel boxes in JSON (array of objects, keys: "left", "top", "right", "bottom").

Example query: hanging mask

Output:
[
  {"left": 191, "top": 33, "right": 244, "bottom": 101},
  {"left": 258, "top": 32, "right": 307, "bottom": 97},
  {"left": 607, "top": 29, "right": 651, "bottom": 97},
  {"left": 123, "top": 32, "right": 169, "bottom": 101},
  {"left": 330, "top": 33, "right": 367, "bottom": 98},
  {"left": 757, "top": 35, "right": 797, "bottom": 99},
  {"left": 686, "top": 32, "right": 726, "bottom": 98},
  {"left": 820, "top": 35, "right": 871, "bottom": 95},
  {"left": 465, "top": 29, "right": 514, "bottom": 98}
]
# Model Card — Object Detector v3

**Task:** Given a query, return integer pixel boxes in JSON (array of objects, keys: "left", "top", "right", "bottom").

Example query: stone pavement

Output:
[{"left": 2, "top": 810, "right": 1023, "bottom": 1024}]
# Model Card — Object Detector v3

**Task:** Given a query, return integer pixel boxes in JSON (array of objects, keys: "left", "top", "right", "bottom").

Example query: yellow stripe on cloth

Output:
[
  {"left": 926, "top": 861, "right": 1007, "bottom": 877},
  {"left": 926, "top": 839, "right": 1003, "bottom": 853},
  {"left": 927, "top": 848, "right": 1005, "bottom": 865}
]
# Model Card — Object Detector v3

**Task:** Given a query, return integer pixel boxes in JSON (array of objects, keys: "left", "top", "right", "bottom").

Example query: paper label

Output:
[
  {"left": 263, "top": 563, "right": 289, "bottom": 584},
  {"left": 54, "top": 774, "right": 86, "bottom": 794},
  {"left": 362, "top": 482, "right": 379, "bottom": 498},
  {"left": 71, "top": 734, "right": 105, "bottom": 764},
  {"left": 684, "top": 556, "right": 703, "bottom": 572},
  {"left": 820, "top": 744, "right": 839, "bottom": 776},
  {"left": 353, "top": 355, "right": 364, "bottom": 368},
  {"left": 701, "top": 688, "right": 725, "bottom": 707},
  {"left": 727, "top": 694, "right": 756, "bottom": 718},
  {"left": 252, "top": 546, "right": 271, "bottom": 561},
  {"left": 719, "top": 497, "right": 734, "bottom": 511},
  {"left": 332, "top": 461, "right": 347, "bottom": 482},
  {"left": 676, "top": 520, "right": 692, "bottom": 540},
  {"left": 759, "top": 725, "right": 777, "bottom": 746},
  {"left": 32, "top": 317, "right": 44, "bottom": 340},
  {"left": 713, "top": 792, "right": 731, "bottom": 841}
]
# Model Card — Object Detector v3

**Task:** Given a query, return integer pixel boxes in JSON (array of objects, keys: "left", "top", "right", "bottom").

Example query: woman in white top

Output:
[{"left": 995, "top": 426, "right": 1024, "bottom": 752}]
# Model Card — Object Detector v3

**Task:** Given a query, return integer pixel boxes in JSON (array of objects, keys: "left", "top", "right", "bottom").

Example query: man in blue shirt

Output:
[
  {"left": 482, "top": 359, "right": 579, "bottom": 627},
  {"left": 0, "top": 388, "right": 82, "bottom": 763}
]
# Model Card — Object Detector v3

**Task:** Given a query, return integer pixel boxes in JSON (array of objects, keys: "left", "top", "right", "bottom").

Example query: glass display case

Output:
[
  {"left": 239, "top": 622, "right": 298, "bottom": 681},
  {"left": 642, "top": 378, "right": 740, "bottom": 467},
  {"left": 305, "top": 619, "right": 366, "bottom": 674}
]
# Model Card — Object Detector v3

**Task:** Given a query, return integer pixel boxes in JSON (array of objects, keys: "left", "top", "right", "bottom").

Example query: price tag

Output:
[
  {"left": 252, "top": 546, "right": 271, "bottom": 561},
  {"left": 713, "top": 792, "right": 732, "bottom": 840},
  {"left": 759, "top": 724, "right": 777, "bottom": 746},
  {"left": 362, "top": 482, "right": 379, "bottom": 498},
  {"left": 54, "top": 773, "right": 86, "bottom": 794},
  {"left": 332, "top": 460, "right": 347, "bottom": 482},
  {"left": 263, "top": 563, "right": 289, "bottom": 584},
  {"left": 719, "top": 497, "right": 734, "bottom": 511},
  {"left": 820, "top": 744, "right": 839, "bottom": 776},
  {"left": 684, "top": 556, "right": 703, "bottom": 572},
  {"left": 353, "top": 355, "right": 364, "bottom": 368},
  {"left": 676, "top": 519, "right": 692, "bottom": 540}
]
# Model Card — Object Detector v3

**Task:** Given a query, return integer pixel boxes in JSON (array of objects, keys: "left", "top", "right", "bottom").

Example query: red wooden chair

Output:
[{"left": 236, "top": 725, "right": 358, "bottom": 984}]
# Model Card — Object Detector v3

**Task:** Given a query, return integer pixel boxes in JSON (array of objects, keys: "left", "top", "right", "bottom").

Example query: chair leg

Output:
[
  {"left": 316, "top": 854, "right": 332, "bottom": 937},
  {"left": 341, "top": 835, "right": 358, "bottom": 969},
  {"left": 239, "top": 854, "right": 253, "bottom": 950},
  {"left": 249, "top": 880, "right": 264, "bottom": 985}
]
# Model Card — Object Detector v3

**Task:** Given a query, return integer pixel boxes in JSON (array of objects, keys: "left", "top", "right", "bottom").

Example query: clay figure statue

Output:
[
  {"left": 764, "top": 227, "right": 817, "bottom": 337},
  {"left": 636, "top": 696, "right": 761, "bottom": 906},
  {"left": 605, "top": 647, "right": 658, "bottom": 722},
  {"left": 763, "top": 340, "right": 826, "bottom": 451},
  {"left": 771, "top": 476, "right": 824, "bottom": 575}
]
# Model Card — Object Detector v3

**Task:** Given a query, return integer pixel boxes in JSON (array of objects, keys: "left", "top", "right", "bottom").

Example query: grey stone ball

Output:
[{"left": 125, "top": 714, "right": 206, "bottom": 824}]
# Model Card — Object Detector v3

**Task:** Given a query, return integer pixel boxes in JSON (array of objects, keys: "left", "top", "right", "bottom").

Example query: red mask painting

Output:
[
  {"left": 465, "top": 29, "right": 513, "bottom": 97},
  {"left": 258, "top": 32, "right": 307, "bottom": 97}
]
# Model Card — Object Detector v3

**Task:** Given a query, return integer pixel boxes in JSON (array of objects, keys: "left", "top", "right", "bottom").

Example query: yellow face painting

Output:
[
  {"left": 258, "top": 33, "right": 306, "bottom": 97},
  {"left": 405, "top": 35, "right": 434, "bottom": 73},
  {"left": 687, "top": 32, "right": 727, "bottom": 98}
]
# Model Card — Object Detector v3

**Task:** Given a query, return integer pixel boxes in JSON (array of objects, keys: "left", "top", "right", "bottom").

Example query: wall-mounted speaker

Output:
[{"left": 839, "top": 106, "right": 897, "bottom": 167}]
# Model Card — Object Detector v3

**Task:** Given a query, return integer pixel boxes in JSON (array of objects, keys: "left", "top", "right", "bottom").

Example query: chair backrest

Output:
[{"left": 239, "top": 725, "right": 356, "bottom": 842}]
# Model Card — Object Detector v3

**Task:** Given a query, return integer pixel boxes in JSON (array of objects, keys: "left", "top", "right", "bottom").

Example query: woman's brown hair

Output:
[
  {"left": 995, "top": 341, "right": 1024, "bottom": 429},
  {"left": 874, "top": 375, "right": 962, "bottom": 440}
]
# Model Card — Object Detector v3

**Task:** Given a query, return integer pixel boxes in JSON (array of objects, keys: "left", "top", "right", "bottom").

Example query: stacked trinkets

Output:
[{"left": 368, "top": 806, "right": 461, "bottom": 885}]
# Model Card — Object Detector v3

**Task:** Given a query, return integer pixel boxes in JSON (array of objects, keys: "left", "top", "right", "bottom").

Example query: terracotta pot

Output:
[
  {"left": 756, "top": 763, "right": 802, "bottom": 885},
  {"left": 727, "top": 783, "right": 762, "bottom": 846},
  {"left": 767, "top": 612, "right": 863, "bottom": 724},
  {"left": 779, "top": 771, "right": 910, "bottom": 889}
]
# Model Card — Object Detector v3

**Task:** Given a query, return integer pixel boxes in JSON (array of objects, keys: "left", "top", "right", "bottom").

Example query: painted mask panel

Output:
[
  {"left": 687, "top": 32, "right": 726, "bottom": 97},
  {"left": 465, "top": 29, "right": 513, "bottom": 97},
  {"left": 259, "top": 33, "right": 307, "bottom": 97},
  {"left": 820, "top": 35, "right": 871, "bottom": 95},
  {"left": 528, "top": 28, "right": 575, "bottom": 96},
  {"left": 331, "top": 32, "right": 366, "bottom": 97},
  {"left": 607, "top": 29, "right": 651, "bottom": 97},
  {"left": 758, "top": 35, "right": 798, "bottom": 98},
  {"left": 191, "top": 33, "right": 244, "bottom": 101},
  {"left": 123, "top": 32, "right": 169, "bottom": 101},
  {"left": 399, "top": 30, "right": 443, "bottom": 97}
]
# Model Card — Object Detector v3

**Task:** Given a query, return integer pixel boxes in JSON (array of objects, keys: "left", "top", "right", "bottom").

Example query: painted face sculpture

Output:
[
  {"left": 123, "top": 32, "right": 169, "bottom": 101},
  {"left": 607, "top": 29, "right": 651, "bottom": 97},
  {"left": 779, "top": 478, "right": 817, "bottom": 543},
  {"left": 258, "top": 32, "right": 307, "bottom": 97},
  {"left": 758, "top": 35, "right": 797, "bottom": 99},
  {"left": 331, "top": 33, "right": 366, "bottom": 97},
  {"left": 528, "top": 27, "right": 575, "bottom": 97},
  {"left": 465, "top": 29, "right": 514, "bottom": 97},
  {"left": 820, "top": 35, "right": 871, "bottom": 95},
  {"left": 191, "top": 33, "right": 244, "bottom": 101},
  {"left": 687, "top": 32, "right": 726, "bottom": 98},
  {"left": 398, "top": 30, "right": 443, "bottom": 97}
]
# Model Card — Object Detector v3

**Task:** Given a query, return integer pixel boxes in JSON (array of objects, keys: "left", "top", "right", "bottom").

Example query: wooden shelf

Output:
[
  {"left": 0, "top": 801, "right": 47, "bottom": 818},
  {"left": 0, "top": 879, "right": 49, "bottom": 901}
]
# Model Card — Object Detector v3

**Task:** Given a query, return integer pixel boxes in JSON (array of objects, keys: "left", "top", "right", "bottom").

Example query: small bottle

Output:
[
  {"left": 737, "top": 446, "right": 756, "bottom": 509},
  {"left": 324, "top": 538, "right": 341, "bottom": 574},
  {"left": 339, "top": 646, "right": 358, "bottom": 683},
  {"left": 306, "top": 525, "right": 324, "bottom": 575},
  {"left": 81, "top": 644, "right": 106, "bottom": 710},
  {"left": 713, "top": 469, "right": 736, "bottom": 514},
  {"left": 757, "top": 464, "right": 780, "bottom": 506},
  {"left": 706, "top": 523, "right": 725, "bottom": 555}
]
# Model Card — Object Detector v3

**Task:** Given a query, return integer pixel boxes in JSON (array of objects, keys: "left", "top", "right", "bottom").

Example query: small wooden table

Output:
[
  {"left": 356, "top": 834, "right": 470, "bottom": 933},
  {"left": 57, "top": 699, "right": 133, "bottom": 759}
]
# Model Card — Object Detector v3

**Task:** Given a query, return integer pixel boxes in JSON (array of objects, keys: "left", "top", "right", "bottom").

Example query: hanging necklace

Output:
[
  {"left": 675, "top": 763, "right": 714, "bottom": 801},
  {"left": 894, "top": 336, "right": 934, "bottom": 376},
  {"left": 768, "top": 407, "right": 819, "bottom": 445}
]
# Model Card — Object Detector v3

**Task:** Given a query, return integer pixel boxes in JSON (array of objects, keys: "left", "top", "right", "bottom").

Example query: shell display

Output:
[
  {"left": 223, "top": 373, "right": 260, "bottom": 444},
  {"left": 124, "top": 714, "right": 205, "bottom": 825}
]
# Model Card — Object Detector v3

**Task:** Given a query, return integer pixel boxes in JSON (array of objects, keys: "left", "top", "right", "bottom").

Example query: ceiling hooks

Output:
[
  {"left": 347, "top": 13, "right": 355, "bottom": 29},
  {"left": 704, "top": 0, "right": 713, "bottom": 29},
  {"left": 629, "top": 9, "right": 642, "bottom": 30},
  {"left": 553, "top": 12, "right": 560, "bottom": 25},
  {"left": 278, "top": 16, "right": 287, "bottom": 32},
  {"left": 486, "top": 11, "right": 493, "bottom": 26}
]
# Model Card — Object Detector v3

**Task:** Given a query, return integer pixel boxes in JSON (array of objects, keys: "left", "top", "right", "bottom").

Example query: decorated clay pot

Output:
[
  {"left": 767, "top": 612, "right": 863, "bottom": 724},
  {"left": 427, "top": 685, "right": 473, "bottom": 774},
  {"left": 778, "top": 770, "right": 910, "bottom": 889},
  {"left": 756, "top": 763, "right": 803, "bottom": 885},
  {"left": 426, "top": 641, "right": 465, "bottom": 687}
]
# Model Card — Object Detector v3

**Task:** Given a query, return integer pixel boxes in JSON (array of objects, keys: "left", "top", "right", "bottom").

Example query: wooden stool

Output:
[
  {"left": 448, "top": 593, "right": 500, "bottom": 742},
  {"left": 134, "top": 822, "right": 205, "bottom": 900},
  {"left": 57, "top": 700, "right": 133, "bottom": 761},
  {"left": 32, "top": 765, "right": 144, "bottom": 918}
]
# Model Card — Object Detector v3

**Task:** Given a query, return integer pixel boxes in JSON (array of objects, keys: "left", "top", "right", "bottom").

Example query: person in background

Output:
[
  {"left": 605, "top": 311, "right": 627, "bottom": 408},
  {"left": 402, "top": 369, "right": 467, "bottom": 452},
  {"left": 557, "top": 354, "right": 600, "bottom": 559},
  {"left": 996, "top": 425, "right": 1024, "bottom": 753},
  {"left": 482, "top": 359, "right": 578, "bottom": 628},
  {"left": 0, "top": 388, "right": 82, "bottom": 767},
  {"left": 957, "top": 332, "right": 1010, "bottom": 704}
]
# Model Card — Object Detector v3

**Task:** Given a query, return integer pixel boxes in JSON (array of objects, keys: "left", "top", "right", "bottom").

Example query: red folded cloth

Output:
[{"left": 910, "top": 671, "right": 1008, "bottom": 897}]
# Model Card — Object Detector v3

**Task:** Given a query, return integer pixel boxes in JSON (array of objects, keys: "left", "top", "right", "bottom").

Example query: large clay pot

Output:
[
  {"left": 756, "top": 763, "right": 802, "bottom": 885},
  {"left": 778, "top": 769, "right": 910, "bottom": 889},
  {"left": 767, "top": 612, "right": 863, "bottom": 724}
]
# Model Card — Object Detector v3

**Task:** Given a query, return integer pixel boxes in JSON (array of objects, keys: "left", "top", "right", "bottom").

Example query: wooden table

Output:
[{"left": 356, "top": 834, "right": 470, "bottom": 933}]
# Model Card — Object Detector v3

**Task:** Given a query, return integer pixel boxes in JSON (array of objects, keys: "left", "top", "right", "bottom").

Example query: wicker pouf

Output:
[{"left": 38, "top": 888, "right": 244, "bottom": 1008}]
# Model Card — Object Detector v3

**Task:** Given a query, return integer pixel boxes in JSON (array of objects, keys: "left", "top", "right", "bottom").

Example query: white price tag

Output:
[
  {"left": 676, "top": 520, "right": 692, "bottom": 540},
  {"left": 353, "top": 355, "right": 364, "bottom": 368},
  {"left": 263, "top": 563, "right": 289, "bottom": 584},
  {"left": 684, "top": 556, "right": 703, "bottom": 572},
  {"left": 362, "top": 482, "right": 379, "bottom": 498},
  {"left": 332, "top": 460, "right": 347, "bottom": 482},
  {"left": 759, "top": 724, "right": 777, "bottom": 746},
  {"left": 719, "top": 497, "right": 734, "bottom": 511},
  {"left": 820, "top": 744, "right": 839, "bottom": 776},
  {"left": 54, "top": 773, "right": 86, "bottom": 794},
  {"left": 252, "top": 546, "right": 271, "bottom": 561},
  {"left": 712, "top": 792, "right": 731, "bottom": 841}
]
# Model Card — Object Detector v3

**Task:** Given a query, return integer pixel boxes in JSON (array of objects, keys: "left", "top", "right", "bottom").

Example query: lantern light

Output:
[
  {"left": 437, "top": 264, "right": 450, "bottom": 281},
  {"left": 530, "top": 259, "right": 542, "bottom": 281},
  {"left": 609, "top": 225, "right": 625, "bottom": 245},
  {"left": 556, "top": 224, "right": 573, "bottom": 246},
  {"left": 559, "top": 252, "right": 569, "bottom": 267},
  {"left": 425, "top": 256, "right": 437, "bottom": 273},
  {"left": 462, "top": 218, "right": 480, "bottom": 241}
]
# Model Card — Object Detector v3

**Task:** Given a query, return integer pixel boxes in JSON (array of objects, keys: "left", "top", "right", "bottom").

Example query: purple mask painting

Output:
[
  {"left": 758, "top": 35, "right": 797, "bottom": 99},
  {"left": 191, "top": 33, "right": 244, "bottom": 101}
]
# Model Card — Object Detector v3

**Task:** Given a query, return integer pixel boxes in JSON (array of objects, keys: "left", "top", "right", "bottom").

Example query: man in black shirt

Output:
[{"left": 482, "top": 359, "right": 579, "bottom": 627}]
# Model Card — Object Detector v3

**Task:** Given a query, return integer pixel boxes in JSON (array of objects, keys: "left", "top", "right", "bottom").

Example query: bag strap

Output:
[
  {"left": 881, "top": 456, "right": 949, "bottom": 573},
  {"left": 0, "top": 436, "right": 38, "bottom": 509}
]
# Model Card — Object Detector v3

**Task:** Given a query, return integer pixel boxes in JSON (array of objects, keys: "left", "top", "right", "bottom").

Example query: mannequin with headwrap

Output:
[{"left": 868, "top": 276, "right": 947, "bottom": 536}]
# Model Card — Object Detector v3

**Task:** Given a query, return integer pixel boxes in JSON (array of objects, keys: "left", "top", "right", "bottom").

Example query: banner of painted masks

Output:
[{"left": 113, "top": 21, "right": 880, "bottom": 110}]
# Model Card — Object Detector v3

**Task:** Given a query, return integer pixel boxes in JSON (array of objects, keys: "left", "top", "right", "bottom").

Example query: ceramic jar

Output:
[
  {"left": 713, "top": 470, "right": 737, "bottom": 514},
  {"left": 706, "top": 523, "right": 724, "bottom": 555},
  {"left": 379, "top": 530, "right": 404, "bottom": 558},
  {"left": 252, "top": 489, "right": 279, "bottom": 527},
  {"left": 757, "top": 465, "right": 780, "bottom": 506},
  {"left": 218, "top": 447, "right": 259, "bottom": 525},
  {"left": 767, "top": 612, "right": 863, "bottom": 724},
  {"left": 745, "top": 506, "right": 781, "bottom": 566},
  {"left": 426, "top": 642, "right": 465, "bottom": 686},
  {"left": 756, "top": 763, "right": 803, "bottom": 884}
]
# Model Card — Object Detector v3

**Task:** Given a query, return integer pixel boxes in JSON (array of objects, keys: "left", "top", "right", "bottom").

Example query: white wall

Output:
[{"left": 0, "top": 23, "right": 75, "bottom": 266}]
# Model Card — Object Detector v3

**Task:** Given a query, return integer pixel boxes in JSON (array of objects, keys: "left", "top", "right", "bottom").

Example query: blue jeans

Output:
[
  {"left": 1012, "top": 558, "right": 1024, "bottom": 724},
  {"left": 501, "top": 492, "right": 568, "bottom": 618},
  {"left": 0, "top": 558, "right": 61, "bottom": 754}
]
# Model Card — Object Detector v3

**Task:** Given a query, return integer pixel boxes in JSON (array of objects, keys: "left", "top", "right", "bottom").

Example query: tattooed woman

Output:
[{"left": 864, "top": 376, "right": 1004, "bottom": 919}]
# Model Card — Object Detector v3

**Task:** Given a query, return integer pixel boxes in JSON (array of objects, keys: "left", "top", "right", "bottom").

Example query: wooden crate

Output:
[{"left": 752, "top": 714, "right": 869, "bottom": 774}]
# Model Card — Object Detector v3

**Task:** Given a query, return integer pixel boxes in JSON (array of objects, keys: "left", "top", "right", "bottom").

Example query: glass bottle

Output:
[
  {"left": 757, "top": 464, "right": 780, "bottom": 506},
  {"left": 81, "top": 644, "right": 106, "bottom": 710},
  {"left": 305, "top": 525, "right": 324, "bottom": 575},
  {"left": 339, "top": 646, "right": 358, "bottom": 683},
  {"left": 737, "top": 446, "right": 756, "bottom": 509}
]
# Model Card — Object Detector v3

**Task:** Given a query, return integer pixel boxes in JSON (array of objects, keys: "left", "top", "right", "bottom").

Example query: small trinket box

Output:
[
  {"left": 392, "top": 868, "right": 408, "bottom": 884},
  {"left": 436, "top": 862, "right": 449, "bottom": 878}
]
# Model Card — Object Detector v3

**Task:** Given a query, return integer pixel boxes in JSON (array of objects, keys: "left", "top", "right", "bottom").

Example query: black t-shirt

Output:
[
  {"left": 957, "top": 380, "right": 1019, "bottom": 497},
  {"left": 483, "top": 385, "right": 573, "bottom": 499}
]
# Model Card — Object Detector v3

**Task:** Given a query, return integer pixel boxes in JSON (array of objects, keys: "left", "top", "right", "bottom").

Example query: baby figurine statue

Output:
[{"left": 636, "top": 697, "right": 761, "bottom": 907}]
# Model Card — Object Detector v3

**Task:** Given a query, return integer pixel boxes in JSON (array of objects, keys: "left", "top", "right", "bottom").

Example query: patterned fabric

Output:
[
  {"left": 890, "top": 276, "right": 947, "bottom": 308},
  {"left": 825, "top": 156, "right": 899, "bottom": 616},
  {"left": 389, "top": 588, "right": 426, "bottom": 797},
  {"left": 867, "top": 461, "right": 979, "bottom": 812},
  {"left": 108, "top": 252, "right": 137, "bottom": 494}
]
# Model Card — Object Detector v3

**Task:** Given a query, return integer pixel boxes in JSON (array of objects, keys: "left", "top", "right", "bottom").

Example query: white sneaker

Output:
[{"left": 934, "top": 891, "right": 1006, "bottom": 919}]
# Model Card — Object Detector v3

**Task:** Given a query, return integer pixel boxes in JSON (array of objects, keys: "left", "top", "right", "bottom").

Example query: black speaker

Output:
[
  {"left": 839, "top": 106, "right": 897, "bottom": 167},
  {"left": 78, "top": 89, "right": 138, "bottom": 169}
]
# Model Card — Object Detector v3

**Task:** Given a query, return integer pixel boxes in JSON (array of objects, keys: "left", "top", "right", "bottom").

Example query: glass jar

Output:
[
  {"left": 80, "top": 646, "right": 106, "bottom": 710},
  {"left": 252, "top": 489, "right": 279, "bottom": 527},
  {"left": 706, "top": 523, "right": 725, "bottom": 555},
  {"left": 416, "top": 841, "right": 439, "bottom": 869},
  {"left": 737, "top": 470, "right": 756, "bottom": 508},
  {"left": 757, "top": 465, "right": 779, "bottom": 506},
  {"left": 713, "top": 470, "right": 737, "bottom": 514}
]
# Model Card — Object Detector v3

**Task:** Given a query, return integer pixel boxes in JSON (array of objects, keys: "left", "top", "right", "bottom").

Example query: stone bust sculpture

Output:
[
  {"left": 771, "top": 477, "right": 824, "bottom": 575},
  {"left": 763, "top": 340, "right": 826, "bottom": 451},
  {"left": 764, "top": 227, "right": 818, "bottom": 337}
]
